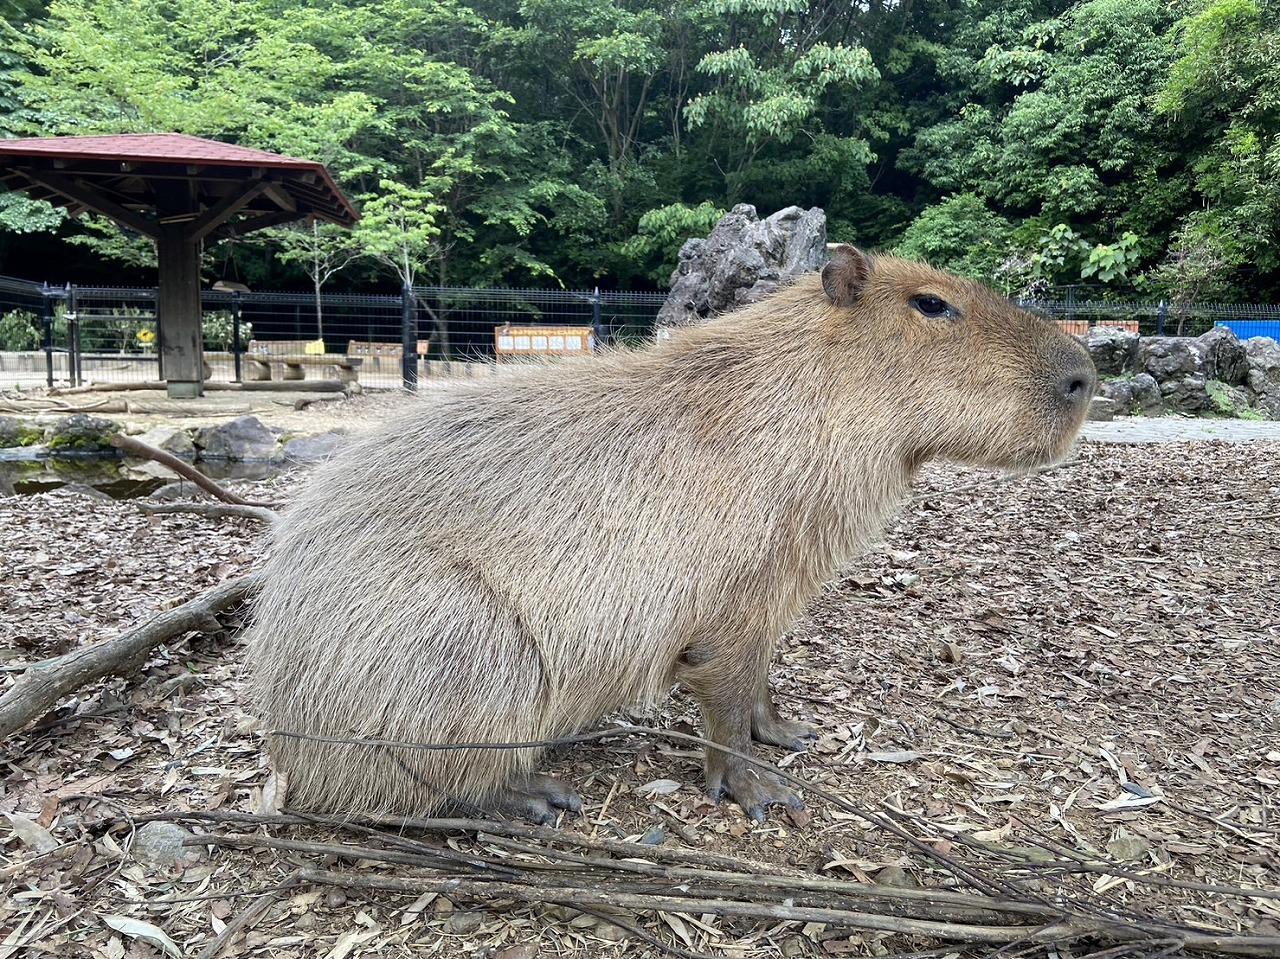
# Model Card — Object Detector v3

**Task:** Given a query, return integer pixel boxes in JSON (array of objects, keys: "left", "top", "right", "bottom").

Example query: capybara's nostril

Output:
[{"left": 1059, "top": 369, "right": 1096, "bottom": 406}]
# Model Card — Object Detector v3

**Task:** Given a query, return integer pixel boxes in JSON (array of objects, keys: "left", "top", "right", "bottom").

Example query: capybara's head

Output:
[{"left": 820, "top": 244, "right": 1096, "bottom": 471}]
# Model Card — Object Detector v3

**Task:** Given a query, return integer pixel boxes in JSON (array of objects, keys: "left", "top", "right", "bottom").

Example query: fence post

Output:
[
  {"left": 591, "top": 287, "right": 603, "bottom": 345},
  {"left": 66, "top": 283, "right": 82, "bottom": 388},
  {"left": 1157, "top": 299, "right": 1166, "bottom": 336},
  {"left": 401, "top": 283, "right": 417, "bottom": 391},
  {"left": 40, "top": 283, "right": 55, "bottom": 389},
  {"left": 231, "top": 291, "right": 243, "bottom": 383}
]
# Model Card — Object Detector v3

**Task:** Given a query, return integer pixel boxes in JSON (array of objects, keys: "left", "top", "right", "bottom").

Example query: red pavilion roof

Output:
[{"left": 0, "top": 133, "right": 358, "bottom": 237}]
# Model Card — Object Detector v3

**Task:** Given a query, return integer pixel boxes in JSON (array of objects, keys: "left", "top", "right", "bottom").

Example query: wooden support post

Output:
[{"left": 157, "top": 223, "right": 204, "bottom": 398}]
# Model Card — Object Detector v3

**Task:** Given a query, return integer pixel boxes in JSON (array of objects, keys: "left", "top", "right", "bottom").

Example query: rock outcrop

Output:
[{"left": 657, "top": 204, "right": 827, "bottom": 329}]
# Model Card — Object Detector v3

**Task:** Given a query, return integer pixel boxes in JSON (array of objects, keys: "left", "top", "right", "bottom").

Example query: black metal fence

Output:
[
  {"left": 1, "top": 273, "right": 1278, "bottom": 390},
  {"left": 0, "top": 278, "right": 669, "bottom": 389},
  {"left": 1019, "top": 295, "right": 1280, "bottom": 340}
]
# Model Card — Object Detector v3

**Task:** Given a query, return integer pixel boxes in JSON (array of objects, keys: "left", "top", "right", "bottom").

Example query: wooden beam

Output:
[
  {"left": 185, "top": 178, "right": 270, "bottom": 243},
  {"left": 19, "top": 168, "right": 157, "bottom": 237},
  {"left": 221, "top": 209, "right": 306, "bottom": 237},
  {"left": 261, "top": 181, "right": 297, "bottom": 213}
]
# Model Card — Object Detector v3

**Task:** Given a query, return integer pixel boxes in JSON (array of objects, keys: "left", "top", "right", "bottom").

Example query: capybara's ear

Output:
[{"left": 821, "top": 245, "right": 875, "bottom": 307}]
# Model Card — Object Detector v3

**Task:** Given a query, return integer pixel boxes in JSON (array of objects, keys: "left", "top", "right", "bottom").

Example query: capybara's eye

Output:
[{"left": 910, "top": 294, "right": 955, "bottom": 318}]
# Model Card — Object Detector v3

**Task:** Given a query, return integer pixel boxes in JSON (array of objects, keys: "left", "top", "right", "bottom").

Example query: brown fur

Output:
[{"left": 247, "top": 246, "right": 1096, "bottom": 822}]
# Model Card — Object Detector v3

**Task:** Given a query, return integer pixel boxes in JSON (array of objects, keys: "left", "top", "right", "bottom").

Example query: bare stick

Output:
[
  {"left": 289, "top": 867, "right": 1280, "bottom": 955},
  {"left": 0, "top": 572, "right": 262, "bottom": 739},
  {"left": 109, "top": 432, "right": 274, "bottom": 508},
  {"left": 136, "top": 501, "right": 277, "bottom": 525}
]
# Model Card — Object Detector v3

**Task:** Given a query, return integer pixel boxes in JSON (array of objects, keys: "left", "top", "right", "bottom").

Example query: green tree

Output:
[
  {"left": 895, "top": 193, "right": 1012, "bottom": 282},
  {"left": 268, "top": 220, "right": 365, "bottom": 343},
  {"left": 1157, "top": 0, "right": 1280, "bottom": 284}
]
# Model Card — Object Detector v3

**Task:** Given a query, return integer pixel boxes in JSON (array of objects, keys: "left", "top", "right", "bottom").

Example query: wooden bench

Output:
[
  {"left": 245, "top": 340, "right": 361, "bottom": 384},
  {"left": 494, "top": 325, "right": 595, "bottom": 361}
]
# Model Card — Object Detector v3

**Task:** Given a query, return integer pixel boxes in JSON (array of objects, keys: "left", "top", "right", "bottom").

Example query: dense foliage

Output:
[{"left": 0, "top": 0, "right": 1276, "bottom": 299}]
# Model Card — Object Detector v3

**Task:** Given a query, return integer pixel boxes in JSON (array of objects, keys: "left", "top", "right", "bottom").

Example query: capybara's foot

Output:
[
  {"left": 493, "top": 774, "right": 583, "bottom": 825},
  {"left": 707, "top": 757, "right": 803, "bottom": 823},
  {"left": 752, "top": 714, "right": 817, "bottom": 751}
]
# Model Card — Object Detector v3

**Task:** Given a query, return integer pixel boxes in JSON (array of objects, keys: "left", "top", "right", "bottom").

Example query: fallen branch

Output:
[
  {"left": 109, "top": 433, "right": 274, "bottom": 508},
  {"left": 0, "top": 572, "right": 262, "bottom": 739},
  {"left": 136, "top": 501, "right": 277, "bottom": 525},
  {"left": 287, "top": 866, "right": 1280, "bottom": 955}
]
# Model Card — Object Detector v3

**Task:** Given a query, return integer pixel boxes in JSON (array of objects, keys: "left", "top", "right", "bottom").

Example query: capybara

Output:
[{"left": 248, "top": 245, "right": 1096, "bottom": 822}]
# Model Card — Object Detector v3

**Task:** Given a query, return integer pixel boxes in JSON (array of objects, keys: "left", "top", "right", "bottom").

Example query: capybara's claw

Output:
[
  {"left": 708, "top": 761, "right": 803, "bottom": 821},
  {"left": 753, "top": 716, "right": 818, "bottom": 751}
]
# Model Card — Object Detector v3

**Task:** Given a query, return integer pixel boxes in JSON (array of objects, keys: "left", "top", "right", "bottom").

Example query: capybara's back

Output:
[{"left": 248, "top": 246, "right": 1096, "bottom": 822}]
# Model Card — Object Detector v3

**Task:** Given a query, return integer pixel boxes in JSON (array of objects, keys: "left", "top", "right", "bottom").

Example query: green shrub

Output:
[
  {"left": 0, "top": 310, "right": 42, "bottom": 351},
  {"left": 203, "top": 311, "right": 252, "bottom": 350}
]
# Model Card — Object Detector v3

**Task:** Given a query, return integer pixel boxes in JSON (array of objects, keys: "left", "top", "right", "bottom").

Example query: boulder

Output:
[
  {"left": 194, "top": 415, "right": 283, "bottom": 462},
  {"left": 658, "top": 204, "right": 828, "bottom": 328},
  {"left": 1129, "top": 373, "right": 1164, "bottom": 415},
  {"left": 1161, "top": 373, "right": 1210, "bottom": 413},
  {"left": 1087, "top": 396, "right": 1118, "bottom": 421},
  {"left": 134, "top": 425, "right": 196, "bottom": 457},
  {"left": 1097, "top": 379, "right": 1134, "bottom": 414},
  {"left": 47, "top": 414, "right": 122, "bottom": 456},
  {"left": 1137, "top": 337, "right": 1212, "bottom": 413},
  {"left": 0, "top": 416, "right": 43, "bottom": 449},
  {"left": 1084, "top": 327, "right": 1140, "bottom": 376},
  {"left": 1138, "top": 336, "right": 1204, "bottom": 381},
  {"left": 1244, "top": 336, "right": 1280, "bottom": 417},
  {"left": 1195, "top": 326, "right": 1248, "bottom": 385},
  {"left": 283, "top": 432, "right": 345, "bottom": 465}
]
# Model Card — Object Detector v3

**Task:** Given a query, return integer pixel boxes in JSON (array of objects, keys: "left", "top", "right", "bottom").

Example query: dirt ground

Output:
[{"left": 1, "top": 390, "right": 1278, "bottom": 958}]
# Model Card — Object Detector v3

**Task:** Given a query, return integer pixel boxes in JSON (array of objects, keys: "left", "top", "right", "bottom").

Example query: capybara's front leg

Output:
[
  {"left": 681, "top": 648, "right": 803, "bottom": 821},
  {"left": 751, "top": 679, "right": 817, "bottom": 751}
]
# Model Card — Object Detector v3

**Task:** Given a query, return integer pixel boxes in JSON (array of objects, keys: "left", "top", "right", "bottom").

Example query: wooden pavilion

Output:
[{"left": 0, "top": 133, "right": 358, "bottom": 397}]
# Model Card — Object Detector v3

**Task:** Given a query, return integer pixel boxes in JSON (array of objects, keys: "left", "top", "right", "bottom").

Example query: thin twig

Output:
[{"left": 195, "top": 869, "right": 303, "bottom": 959}]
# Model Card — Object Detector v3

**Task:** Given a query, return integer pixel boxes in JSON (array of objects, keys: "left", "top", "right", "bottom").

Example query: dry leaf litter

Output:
[{"left": 1, "top": 392, "right": 1277, "bottom": 959}]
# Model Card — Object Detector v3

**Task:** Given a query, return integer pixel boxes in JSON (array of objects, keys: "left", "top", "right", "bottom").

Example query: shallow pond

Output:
[{"left": 0, "top": 451, "right": 289, "bottom": 499}]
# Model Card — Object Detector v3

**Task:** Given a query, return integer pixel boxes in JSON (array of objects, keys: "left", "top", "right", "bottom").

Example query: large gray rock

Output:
[
  {"left": 194, "top": 415, "right": 283, "bottom": 462},
  {"left": 1161, "top": 372, "right": 1210, "bottom": 413},
  {"left": 1245, "top": 337, "right": 1280, "bottom": 417},
  {"left": 283, "top": 432, "right": 345, "bottom": 465},
  {"left": 48, "top": 413, "right": 121, "bottom": 456},
  {"left": 0, "top": 416, "right": 43, "bottom": 449},
  {"left": 1097, "top": 378, "right": 1133, "bottom": 414},
  {"left": 135, "top": 425, "right": 196, "bottom": 457},
  {"left": 1195, "top": 326, "right": 1248, "bottom": 385},
  {"left": 1130, "top": 373, "right": 1164, "bottom": 415},
  {"left": 1097, "top": 372, "right": 1163, "bottom": 416},
  {"left": 1137, "top": 337, "right": 1211, "bottom": 413},
  {"left": 1084, "top": 327, "right": 1140, "bottom": 376},
  {"left": 1138, "top": 336, "right": 1205, "bottom": 380},
  {"left": 658, "top": 204, "right": 828, "bottom": 328}
]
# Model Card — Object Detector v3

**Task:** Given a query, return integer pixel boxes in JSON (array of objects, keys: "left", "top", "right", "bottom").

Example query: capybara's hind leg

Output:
[
  {"left": 489, "top": 773, "right": 582, "bottom": 824},
  {"left": 751, "top": 680, "right": 817, "bottom": 751},
  {"left": 680, "top": 643, "right": 803, "bottom": 821}
]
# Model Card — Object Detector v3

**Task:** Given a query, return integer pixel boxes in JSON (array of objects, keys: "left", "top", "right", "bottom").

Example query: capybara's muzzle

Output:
[{"left": 1048, "top": 343, "right": 1098, "bottom": 419}]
